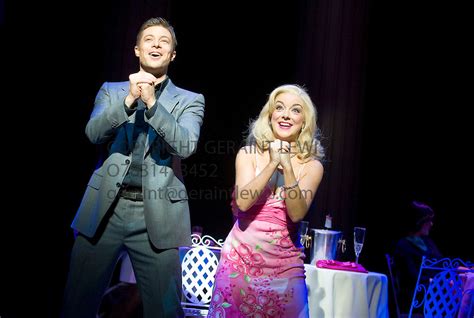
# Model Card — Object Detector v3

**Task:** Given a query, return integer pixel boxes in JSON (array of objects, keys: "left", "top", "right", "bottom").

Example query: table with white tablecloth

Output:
[{"left": 304, "top": 264, "right": 389, "bottom": 318}]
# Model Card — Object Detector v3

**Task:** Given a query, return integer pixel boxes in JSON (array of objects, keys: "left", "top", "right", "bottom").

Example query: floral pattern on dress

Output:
[
  {"left": 227, "top": 242, "right": 265, "bottom": 278},
  {"left": 267, "top": 228, "right": 294, "bottom": 252},
  {"left": 237, "top": 286, "right": 287, "bottom": 318},
  {"left": 207, "top": 288, "right": 230, "bottom": 318},
  {"left": 208, "top": 185, "right": 308, "bottom": 317}
]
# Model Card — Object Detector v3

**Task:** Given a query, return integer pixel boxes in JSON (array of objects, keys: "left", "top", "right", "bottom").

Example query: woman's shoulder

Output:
[{"left": 300, "top": 157, "right": 324, "bottom": 173}]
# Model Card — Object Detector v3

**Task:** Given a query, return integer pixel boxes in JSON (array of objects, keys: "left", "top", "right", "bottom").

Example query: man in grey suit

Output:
[{"left": 61, "top": 17, "right": 205, "bottom": 318}]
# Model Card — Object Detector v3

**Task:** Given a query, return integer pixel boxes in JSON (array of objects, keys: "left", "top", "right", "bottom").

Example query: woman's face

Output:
[
  {"left": 420, "top": 219, "right": 433, "bottom": 236},
  {"left": 270, "top": 92, "right": 305, "bottom": 142}
]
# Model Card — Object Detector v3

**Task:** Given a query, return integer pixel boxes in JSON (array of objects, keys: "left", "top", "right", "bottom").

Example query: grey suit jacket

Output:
[{"left": 71, "top": 79, "right": 205, "bottom": 249}]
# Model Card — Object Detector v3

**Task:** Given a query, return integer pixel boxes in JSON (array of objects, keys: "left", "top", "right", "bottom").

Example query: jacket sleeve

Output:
[
  {"left": 85, "top": 82, "right": 130, "bottom": 144},
  {"left": 146, "top": 93, "right": 205, "bottom": 158}
]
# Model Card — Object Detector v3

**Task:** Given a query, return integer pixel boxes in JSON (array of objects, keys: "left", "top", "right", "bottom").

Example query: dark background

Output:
[{"left": 2, "top": 0, "right": 471, "bottom": 317}]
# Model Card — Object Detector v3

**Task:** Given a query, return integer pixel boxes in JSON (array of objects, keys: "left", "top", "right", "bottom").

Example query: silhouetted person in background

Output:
[
  {"left": 61, "top": 17, "right": 205, "bottom": 318},
  {"left": 393, "top": 200, "right": 443, "bottom": 313}
]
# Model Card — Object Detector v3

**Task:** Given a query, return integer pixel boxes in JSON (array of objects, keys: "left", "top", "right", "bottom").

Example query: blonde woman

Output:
[{"left": 208, "top": 84, "right": 324, "bottom": 317}]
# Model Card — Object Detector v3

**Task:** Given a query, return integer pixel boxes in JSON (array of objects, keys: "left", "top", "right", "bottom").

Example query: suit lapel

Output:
[
  {"left": 159, "top": 80, "right": 180, "bottom": 113},
  {"left": 118, "top": 86, "right": 135, "bottom": 153},
  {"left": 145, "top": 80, "right": 180, "bottom": 156}
]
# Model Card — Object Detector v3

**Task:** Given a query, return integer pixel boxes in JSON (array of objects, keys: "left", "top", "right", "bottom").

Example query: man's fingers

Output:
[
  {"left": 137, "top": 81, "right": 154, "bottom": 86},
  {"left": 130, "top": 71, "right": 157, "bottom": 85}
]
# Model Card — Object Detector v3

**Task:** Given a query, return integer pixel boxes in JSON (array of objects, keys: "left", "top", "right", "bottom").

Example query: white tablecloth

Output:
[{"left": 304, "top": 264, "right": 389, "bottom": 318}]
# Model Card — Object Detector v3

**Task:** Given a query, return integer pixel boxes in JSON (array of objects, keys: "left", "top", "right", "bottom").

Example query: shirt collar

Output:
[{"left": 155, "top": 77, "right": 169, "bottom": 94}]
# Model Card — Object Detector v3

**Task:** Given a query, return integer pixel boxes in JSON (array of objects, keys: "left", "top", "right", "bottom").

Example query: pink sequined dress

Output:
[{"left": 208, "top": 170, "right": 309, "bottom": 318}]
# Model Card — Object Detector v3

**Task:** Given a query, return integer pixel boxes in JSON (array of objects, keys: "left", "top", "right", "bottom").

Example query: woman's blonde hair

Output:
[{"left": 246, "top": 84, "right": 324, "bottom": 161}]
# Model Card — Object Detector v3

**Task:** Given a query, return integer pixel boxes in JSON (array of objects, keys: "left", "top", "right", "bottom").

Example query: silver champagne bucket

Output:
[{"left": 309, "top": 229, "right": 343, "bottom": 263}]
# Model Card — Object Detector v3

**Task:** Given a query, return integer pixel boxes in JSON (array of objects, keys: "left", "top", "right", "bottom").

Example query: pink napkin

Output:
[{"left": 316, "top": 260, "right": 368, "bottom": 273}]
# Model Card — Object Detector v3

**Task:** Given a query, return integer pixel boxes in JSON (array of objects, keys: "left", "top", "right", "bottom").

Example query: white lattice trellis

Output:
[
  {"left": 409, "top": 256, "right": 474, "bottom": 318},
  {"left": 180, "top": 234, "right": 224, "bottom": 313},
  {"left": 181, "top": 246, "right": 219, "bottom": 304}
]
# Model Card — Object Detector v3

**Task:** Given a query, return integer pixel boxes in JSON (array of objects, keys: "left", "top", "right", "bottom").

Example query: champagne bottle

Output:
[{"left": 324, "top": 214, "right": 332, "bottom": 229}]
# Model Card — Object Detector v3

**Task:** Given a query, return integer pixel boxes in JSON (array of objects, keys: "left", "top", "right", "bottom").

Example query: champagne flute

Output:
[
  {"left": 353, "top": 227, "right": 366, "bottom": 264},
  {"left": 298, "top": 221, "right": 310, "bottom": 247}
]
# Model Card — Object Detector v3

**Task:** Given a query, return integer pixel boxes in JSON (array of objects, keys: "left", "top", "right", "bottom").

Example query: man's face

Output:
[{"left": 135, "top": 25, "right": 176, "bottom": 74}]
